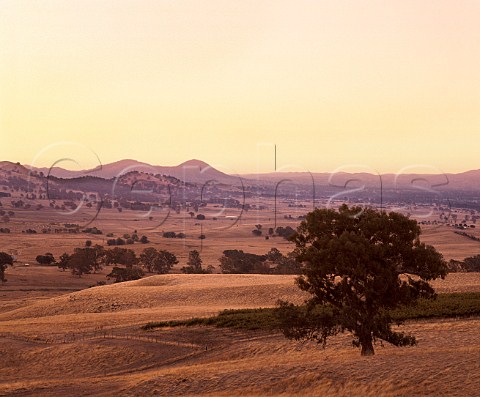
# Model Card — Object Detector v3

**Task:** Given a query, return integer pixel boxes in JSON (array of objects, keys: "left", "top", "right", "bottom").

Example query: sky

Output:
[{"left": 1, "top": 1, "right": 479, "bottom": 174}]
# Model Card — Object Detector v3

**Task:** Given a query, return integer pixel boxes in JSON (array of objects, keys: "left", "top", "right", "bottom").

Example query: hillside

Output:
[
  {"left": 23, "top": 159, "right": 480, "bottom": 191},
  {"left": 0, "top": 274, "right": 305, "bottom": 327},
  {"left": 28, "top": 159, "right": 239, "bottom": 185},
  {"left": 245, "top": 169, "right": 480, "bottom": 191},
  {"left": 1, "top": 273, "right": 479, "bottom": 397},
  {"left": 1, "top": 273, "right": 479, "bottom": 335}
]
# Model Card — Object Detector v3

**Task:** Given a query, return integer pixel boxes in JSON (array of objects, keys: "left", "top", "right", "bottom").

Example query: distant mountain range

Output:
[
  {"left": 247, "top": 169, "right": 480, "bottom": 191},
  {"left": 27, "top": 159, "right": 235, "bottom": 185},
  {"left": 1, "top": 159, "right": 479, "bottom": 191}
]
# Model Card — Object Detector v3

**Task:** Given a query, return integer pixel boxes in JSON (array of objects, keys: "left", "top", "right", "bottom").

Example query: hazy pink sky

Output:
[{"left": 1, "top": 1, "right": 479, "bottom": 173}]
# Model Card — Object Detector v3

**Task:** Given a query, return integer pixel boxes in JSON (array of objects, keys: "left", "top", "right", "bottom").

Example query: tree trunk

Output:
[{"left": 361, "top": 338, "right": 375, "bottom": 356}]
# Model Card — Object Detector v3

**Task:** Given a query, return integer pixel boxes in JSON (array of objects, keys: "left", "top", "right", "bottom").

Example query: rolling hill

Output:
[
  {"left": 27, "top": 159, "right": 238, "bottom": 185},
  {"left": 22, "top": 159, "right": 480, "bottom": 191}
]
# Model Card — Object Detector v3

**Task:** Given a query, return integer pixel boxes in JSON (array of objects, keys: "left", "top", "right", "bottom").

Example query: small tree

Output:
[
  {"left": 67, "top": 249, "right": 94, "bottom": 277},
  {"left": 0, "top": 252, "right": 13, "bottom": 283},
  {"left": 104, "top": 248, "right": 137, "bottom": 268},
  {"left": 275, "top": 226, "right": 295, "bottom": 240},
  {"left": 107, "top": 266, "right": 144, "bottom": 283},
  {"left": 152, "top": 250, "right": 178, "bottom": 274},
  {"left": 187, "top": 250, "right": 202, "bottom": 270},
  {"left": 265, "top": 247, "right": 283, "bottom": 263},
  {"left": 263, "top": 248, "right": 302, "bottom": 275},
  {"left": 181, "top": 250, "right": 214, "bottom": 274},
  {"left": 57, "top": 253, "right": 71, "bottom": 272},
  {"left": 85, "top": 244, "right": 105, "bottom": 273},
  {"left": 163, "top": 231, "right": 177, "bottom": 238},
  {"left": 277, "top": 205, "right": 447, "bottom": 356},
  {"left": 219, "top": 250, "right": 269, "bottom": 274},
  {"left": 271, "top": 252, "right": 302, "bottom": 275},
  {"left": 140, "top": 247, "right": 158, "bottom": 273},
  {"left": 459, "top": 255, "right": 480, "bottom": 272}
]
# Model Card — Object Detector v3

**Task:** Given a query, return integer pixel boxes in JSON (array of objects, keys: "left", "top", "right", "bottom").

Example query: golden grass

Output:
[
  {"left": 1, "top": 273, "right": 480, "bottom": 396},
  {"left": 2, "top": 204, "right": 480, "bottom": 397},
  {"left": 2, "top": 319, "right": 479, "bottom": 397},
  {"left": 0, "top": 274, "right": 306, "bottom": 338},
  {"left": 1, "top": 272, "right": 480, "bottom": 337},
  {"left": 120, "top": 318, "right": 480, "bottom": 397},
  {"left": 2, "top": 197, "right": 480, "bottom": 396}
]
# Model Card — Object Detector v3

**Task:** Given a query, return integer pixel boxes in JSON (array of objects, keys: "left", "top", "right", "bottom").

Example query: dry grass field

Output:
[
  {"left": 2, "top": 200, "right": 479, "bottom": 268},
  {"left": 2, "top": 319, "right": 480, "bottom": 397},
  {"left": 1, "top": 202, "right": 480, "bottom": 396},
  {"left": 0, "top": 199, "right": 299, "bottom": 267},
  {"left": 1, "top": 272, "right": 480, "bottom": 397}
]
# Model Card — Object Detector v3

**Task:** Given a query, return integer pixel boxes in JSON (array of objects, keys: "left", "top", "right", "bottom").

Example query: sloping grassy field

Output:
[{"left": 1, "top": 273, "right": 480, "bottom": 396}]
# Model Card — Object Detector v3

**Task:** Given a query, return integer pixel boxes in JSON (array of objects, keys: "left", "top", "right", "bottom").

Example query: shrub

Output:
[{"left": 36, "top": 253, "right": 56, "bottom": 265}]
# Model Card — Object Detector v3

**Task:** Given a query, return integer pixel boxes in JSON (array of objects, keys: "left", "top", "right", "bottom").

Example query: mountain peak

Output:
[
  {"left": 91, "top": 159, "right": 149, "bottom": 171},
  {"left": 177, "top": 159, "right": 211, "bottom": 169},
  {"left": 109, "top": 159, "right": 148, "bottom": 166},
  {"left": 0, "top": 161, "right": 30, "bottom": 175}
]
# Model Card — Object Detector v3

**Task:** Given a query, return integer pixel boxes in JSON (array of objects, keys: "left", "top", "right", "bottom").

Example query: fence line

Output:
[{"left": 0, "top": 330, "right": 201, "bottom": 349}]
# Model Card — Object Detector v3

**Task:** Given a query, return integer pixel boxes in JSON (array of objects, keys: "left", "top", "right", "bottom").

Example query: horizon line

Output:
[{"left": 2, "top": 158, "right": 480, "bottom": 176}]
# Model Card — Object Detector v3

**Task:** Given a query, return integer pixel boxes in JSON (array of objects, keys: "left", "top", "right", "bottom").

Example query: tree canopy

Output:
[
  {"left": 266, "top": 248, "right": 302, "bottom": 275},
  {"left": 104, "top": 247, "right": 137, "bottom": 268},
  {"left": 152, "top": 250, "right": 178, "bottom": 274},
  {"left": 218, "top": 248, "right": 301, "bottom": 275},
  {"left": 57, "top": 253, "right": 71, "bottom": 272},
  {"left": 139, "top": 247, "right": 158, "bottom": 273},
  {"left": 181, "top": 250, "right": 214, "bottom": 274},
  {"left": 449, "top": 255, "right": 480, "bottom": 272},
  {"left": 277, "top": 205, "right": 448, "bottom": 356},
  {"left": 57, "top": 245, "right": 105, "bottom": 276},
  {"left": 0, "top": 252, "right": 13, "bottom": 283},
  {"left": 67, "top": 248, "right": 95, "bottom": 277},
  {"left": 36, "top": 252, "right": 55, "bottom": 265},
  {"left": 219, "top": 250, "right": 269, "bottom": 274},
  {"left": 139, "top": 247, "right": 178, "bottom": 274},
  {"left": 107, "top": 266, "right": 144, "bottom": 283}
]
